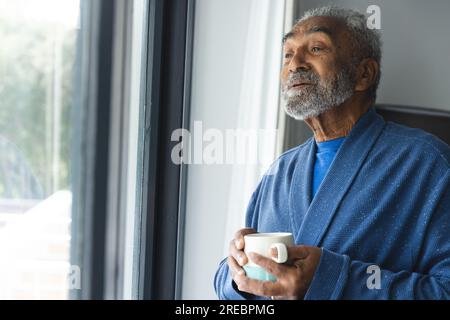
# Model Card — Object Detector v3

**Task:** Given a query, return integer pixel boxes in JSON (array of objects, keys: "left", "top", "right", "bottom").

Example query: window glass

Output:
[{"left": 0, "top": 0, "right": 80, "bottom": 299}]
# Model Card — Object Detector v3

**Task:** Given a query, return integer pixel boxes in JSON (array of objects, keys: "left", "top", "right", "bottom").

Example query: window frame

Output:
[
  {"left": 72, "top": 0, "right": 139, "bottom": 300},
  {"left": 71, "top": 0, "right": 117, "bottom": 300},
  {"left": 71, "top": 0, "right": 194, "bottom": 300},
  {"left": 136, "top": 0, "right": 195, "bottom": 300}
]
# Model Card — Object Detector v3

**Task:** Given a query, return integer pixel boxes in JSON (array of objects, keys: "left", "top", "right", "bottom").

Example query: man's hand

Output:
[
  {"left": 232, "top": 245, "right": 322, "bottom": 299},
  {"left": 227, "top": 228, "right": 257, "bottom": 279}
]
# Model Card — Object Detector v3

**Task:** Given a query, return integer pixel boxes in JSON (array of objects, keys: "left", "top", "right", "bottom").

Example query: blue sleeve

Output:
[
  {"left": 305, "top": 173, "right": 450, "bottom": 300},
  {"left": 213, "top": 181, "right": 269, "bottom": 300}
]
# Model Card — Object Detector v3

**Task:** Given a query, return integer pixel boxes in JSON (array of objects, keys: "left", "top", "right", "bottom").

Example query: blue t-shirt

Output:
[{"left": 312, "top": 137, "right": 346, "bottom": 197}]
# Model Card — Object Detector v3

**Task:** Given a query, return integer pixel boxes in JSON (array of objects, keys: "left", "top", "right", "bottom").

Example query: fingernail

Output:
[
  {"left": 270, "top": 247, "right": 278, "bottom": 258},
  {"left": 235, "top": 239, "right": 241, "bottom": 248},
  {"left": 237, "top": 269, "right": 244, "bottom": 275}
]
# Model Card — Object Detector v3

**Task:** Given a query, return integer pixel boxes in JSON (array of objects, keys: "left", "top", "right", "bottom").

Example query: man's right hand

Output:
[{"left": 227, "top": 228, "right": 256, "bottom": 278}]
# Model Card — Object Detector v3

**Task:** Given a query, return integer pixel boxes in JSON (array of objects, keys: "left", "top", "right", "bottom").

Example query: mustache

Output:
[{"left": 284, "top": 70, "right": 320, "bottom": 90}]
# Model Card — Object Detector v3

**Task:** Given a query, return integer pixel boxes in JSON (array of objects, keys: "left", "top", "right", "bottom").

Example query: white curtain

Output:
[{"left": 222, "top": 0, "right": 287, "bottom": 255}]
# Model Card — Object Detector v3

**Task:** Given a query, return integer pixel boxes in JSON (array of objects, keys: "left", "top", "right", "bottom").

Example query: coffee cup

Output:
[{"left": 243, "top": 232, "right": 294, "bottom": 281}]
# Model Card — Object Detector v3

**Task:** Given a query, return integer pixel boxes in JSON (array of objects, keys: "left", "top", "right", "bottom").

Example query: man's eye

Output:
[
  {"left": 284, "top": 53, "right": 293, "bottom": 59},
  {"left": 311, "top": 47, "right": 322, "bottom": 53}
]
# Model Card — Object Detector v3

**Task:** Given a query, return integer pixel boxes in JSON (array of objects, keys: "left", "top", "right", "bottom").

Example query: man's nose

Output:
[{"left": 288, "top": 51, "right": 310, "bottom": 73}]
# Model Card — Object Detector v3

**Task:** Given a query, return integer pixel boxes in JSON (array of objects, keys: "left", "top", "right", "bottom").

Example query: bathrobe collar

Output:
[{"left": 289, "top": 107, "right": 386, "bottom": 246}]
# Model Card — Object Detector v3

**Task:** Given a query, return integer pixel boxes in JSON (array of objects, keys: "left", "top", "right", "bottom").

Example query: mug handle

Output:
[{"left": 269, "top": 243, "right": 288, "bottom": 264}]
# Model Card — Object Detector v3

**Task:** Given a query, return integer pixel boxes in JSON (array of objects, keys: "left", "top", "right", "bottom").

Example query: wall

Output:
[{"left": 297, "top": 0, "right": 450, "bottom": 111}]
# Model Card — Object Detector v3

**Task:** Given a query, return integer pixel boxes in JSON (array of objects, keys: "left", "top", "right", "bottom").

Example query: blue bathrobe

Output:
[{"left": 214, "top": 107, "right": 450, "bottom": 300}]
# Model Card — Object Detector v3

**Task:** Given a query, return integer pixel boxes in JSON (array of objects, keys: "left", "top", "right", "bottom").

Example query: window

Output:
[
  {"left": 1, "top": 0, "right": 262, "bottom": 300},
  {"left": 0, "top": 0, "right": 80, "bottom": 299}
]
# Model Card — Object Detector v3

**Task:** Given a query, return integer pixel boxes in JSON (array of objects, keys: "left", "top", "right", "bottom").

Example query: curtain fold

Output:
[{"left": 222, "top": 0, "right": 288, "bottom": 255}]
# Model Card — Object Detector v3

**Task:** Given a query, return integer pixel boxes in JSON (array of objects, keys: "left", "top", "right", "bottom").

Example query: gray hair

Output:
[{"left": 294, "top": 6, "right": 382, "bottom": 100}]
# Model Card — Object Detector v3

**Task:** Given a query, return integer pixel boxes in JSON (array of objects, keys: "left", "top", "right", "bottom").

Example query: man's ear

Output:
[{"left": 354, "top": 58, "right": 379, "bottom": 93}]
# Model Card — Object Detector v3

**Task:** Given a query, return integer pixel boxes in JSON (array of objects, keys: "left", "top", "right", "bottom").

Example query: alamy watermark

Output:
[
  {"left": 366, "top": 265, "right": 381, "bottom": 290},
  {"left": 367, "top": 5, "right": 381, "bottom": 30},
  {"left": 68, "top": 265, "right": 81, "bottom": 290},
  {"left": 171, "top": 121, "right": 279, "bottom": 168}
]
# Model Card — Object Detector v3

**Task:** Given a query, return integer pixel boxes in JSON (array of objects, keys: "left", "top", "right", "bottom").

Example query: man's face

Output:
[{"left": 281, "top": 16, "right": 357, "bottom": 120}]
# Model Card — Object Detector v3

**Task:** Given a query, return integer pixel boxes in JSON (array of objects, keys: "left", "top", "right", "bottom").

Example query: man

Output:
[{"left": 214, "top": 6, "right": 450, "bottom": 299}]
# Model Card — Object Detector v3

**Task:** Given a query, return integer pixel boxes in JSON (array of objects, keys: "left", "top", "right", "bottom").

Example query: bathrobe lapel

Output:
[{"left": 290, "top": 108, "right": 386, "bottom": 246}]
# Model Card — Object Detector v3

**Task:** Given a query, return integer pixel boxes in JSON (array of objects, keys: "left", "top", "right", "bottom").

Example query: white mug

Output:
[{"left": 243, "top": 232, "right": 294, "bottom": 281}]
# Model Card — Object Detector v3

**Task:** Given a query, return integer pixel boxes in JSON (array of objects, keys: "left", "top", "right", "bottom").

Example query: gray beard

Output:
[{"left": 282, "top": 66, "right": 356, "bottom": 120}]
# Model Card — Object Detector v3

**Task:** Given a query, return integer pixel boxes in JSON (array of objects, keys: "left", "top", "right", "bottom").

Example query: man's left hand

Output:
[{"left": 233, "top": 245, "right": 322, "bottom": 299}]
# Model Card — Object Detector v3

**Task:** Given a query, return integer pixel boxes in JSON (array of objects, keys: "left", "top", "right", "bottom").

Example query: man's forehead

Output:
[{"left": 284, "top": 16, "right": 346, "bottom": 42}]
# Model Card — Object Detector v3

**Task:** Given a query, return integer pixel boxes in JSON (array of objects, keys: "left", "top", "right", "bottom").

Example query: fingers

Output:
[
  {"left": 227, "top": 256, "right": 245, "bottom": 278},
  {"left": 229, "top": 239, "right": 248, "bottom": 266},
  {"left": 247, "top": 252, "right": 288, "bottom": 278},
  {"left": 269, "top": 245, "right": 310, "bottom": 264},
  {"left": 287, "top": 245, "right": 309, "bottom": 260},
  {"left": 233, "top": 228, "right": 256, "bottom": 250},
  {"left": 234, "top": 273, "right": 284, "bottom": 297},
  {"left": 229, "top": 228, "right": 256, "bottom": 267}
]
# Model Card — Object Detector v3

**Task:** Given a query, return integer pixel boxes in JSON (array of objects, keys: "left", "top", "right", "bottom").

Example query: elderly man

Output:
[{"left": 214, "top": 7, "right": 450, "bottom": 300}]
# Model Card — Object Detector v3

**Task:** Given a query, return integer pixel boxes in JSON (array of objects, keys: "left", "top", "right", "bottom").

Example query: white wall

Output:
[
  {"left": 181, "top": 0, "right": 253, "bottom": 299},
  {"left": 297, "top": 0, "right": 450, "bottom": 111}
]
